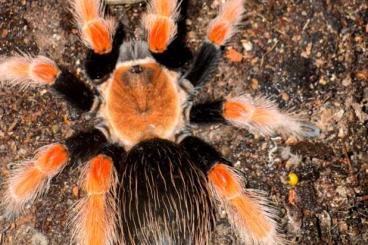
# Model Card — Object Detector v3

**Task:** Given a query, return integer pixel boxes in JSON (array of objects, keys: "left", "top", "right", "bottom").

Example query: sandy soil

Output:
[{"left": 0, "top": 0, "right": 367, "bottom": 244}]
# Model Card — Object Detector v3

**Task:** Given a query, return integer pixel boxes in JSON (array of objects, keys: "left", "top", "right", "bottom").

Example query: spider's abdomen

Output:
[
  {"left": 102, "top": 60, "right": 182, "bottom": 147},
  {"left": 119, "top": 138, "right": 215, "bottom": 245}
]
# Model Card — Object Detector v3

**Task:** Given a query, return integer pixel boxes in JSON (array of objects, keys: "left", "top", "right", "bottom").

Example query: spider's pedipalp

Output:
[
  {"left": 0, "top": 55, "right": 60, "bottom": 88},
  {"left": 70, "top": 0, "right": 117, "bottom": 54},
  {"left": 207, "top": 0, "right": 245, "bottom": 46},
  {"left": 189, "top": 95, "right": 319, "bottom": 139},
  {"left": 143, "top": 0, "right": 180, "bottom": 53},
  {"left": 70, "top": 154, "right": 119, "bottom": 245},
  {"left": 2, "top": 144, "right": 68, "bottom": 215},
  {"left": 180, "top": 136, "right": 285, "bottom": 245}
]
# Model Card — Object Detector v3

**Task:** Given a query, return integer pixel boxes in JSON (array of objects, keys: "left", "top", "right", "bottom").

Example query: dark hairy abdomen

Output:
[{"left": 118, "top": 139, "right": 215, "bottom": 245}]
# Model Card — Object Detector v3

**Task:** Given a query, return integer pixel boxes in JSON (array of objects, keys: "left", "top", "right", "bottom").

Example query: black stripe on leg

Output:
[
  {"left": 183, "top": 42, "right": 221, "bottom": 87},
  {"left": 65, "top": 129, "right": 107, "bottom": 164},
  {"left": 51, "top": 69, "right": 95, "bottom": 111},
  {"left": 190, "top": 100, "right": 227, "bottom": 124},
  {"left": 85, "top": 23, "right": 126, "bottom": 81},
  {"left": 180, "top": 136, "right": 231, "bottom": 173}
]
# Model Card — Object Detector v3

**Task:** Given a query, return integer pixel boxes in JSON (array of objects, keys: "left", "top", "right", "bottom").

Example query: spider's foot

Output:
[{"left": 2, "top": 144, "right": 68, "bottom": 215}]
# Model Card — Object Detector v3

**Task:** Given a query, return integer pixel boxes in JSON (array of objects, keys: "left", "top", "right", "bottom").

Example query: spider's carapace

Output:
[{"left": 100, "top": 58, "right": 183, "bottom": 148}]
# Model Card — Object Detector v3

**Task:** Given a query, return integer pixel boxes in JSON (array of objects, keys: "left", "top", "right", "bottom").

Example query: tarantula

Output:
[{"left": 0, "top": 0, "right": 318, "bottom": 244}]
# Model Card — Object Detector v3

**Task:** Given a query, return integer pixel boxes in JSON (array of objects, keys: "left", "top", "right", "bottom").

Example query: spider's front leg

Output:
[
  {"left": 180, "top": 136, "right": 285, "bottom": 245},
  {"left": 0, "top": 55, "right": 96, "bottom": 111},
  {"left": 143, "top": 0, "right": 192, "bottom": 68},
  {"left": 70, "top": 0, "right": 125, "bottom": 80},
  {"left": 183, "top": 0, "right": 245, "bottom": 87}
]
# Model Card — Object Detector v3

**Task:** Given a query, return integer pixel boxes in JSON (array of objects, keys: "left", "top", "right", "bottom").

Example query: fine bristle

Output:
[
  {"left": 223, "top": 96, "right": 309, "bottom": 138},
  {"left": 207, "top": 0, "right": 245, "bottom": 46},
  {"left": 0, "top": 55, "right": 59, "bottom": 88},
  {"left": 70, "top": 155, "right": 118, "bottom": 245},
  {"left": 208, "top": 164, "right": 285, "bottom": 245},
  {"left": 143, "top": 0, "right": 180, "bottom": 53},
  {"left": 2, "top": 144, "right": 68, "bottom": 215},
  {"left": 70, "top": 0, "right": 116, "bottom": 54}
]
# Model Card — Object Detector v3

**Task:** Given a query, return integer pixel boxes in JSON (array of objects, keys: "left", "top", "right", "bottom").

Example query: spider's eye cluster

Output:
[{"left": 130, "top": 65, "right": 143, "bottom": 74}]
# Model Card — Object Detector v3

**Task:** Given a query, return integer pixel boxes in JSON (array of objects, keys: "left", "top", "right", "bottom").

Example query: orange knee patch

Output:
[
  {"left": 84, "top": 20, "right": 113, "bottom": 54},
  {"left": 36, "top": 144, "right": 68, "bottom": 173},
  {"left": 223, "top": 100, "right": 250, "bottom": 120},
  {"left": 147, "top": 17, "right": 175, "bottom": 53},
  {"left": 207, "top": 0, "right": 245, "bottom": 46},
  {"left": 207, "top": 21, "right": 230, "bottom": 46},
  {"left": 31, "top": 62, "right": 59, "bottom": 84},
  {"left": 85, "top": 155, "right": 114, "bottom": 194},
  {"left": 208, "top": 164, "right": 242, "bottom": 198}
]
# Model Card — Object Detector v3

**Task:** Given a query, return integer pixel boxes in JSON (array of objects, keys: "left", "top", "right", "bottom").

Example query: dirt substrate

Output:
[{"left": 0, "top": 0, "right": 367, "bottom": 244}]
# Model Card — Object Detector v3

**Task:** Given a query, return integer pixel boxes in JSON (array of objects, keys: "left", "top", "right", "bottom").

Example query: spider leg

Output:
[
  {"left": 70, "top": 144, "right": 125, "bottom": 245},
  {"left": 148, "top": 0, "right": 192, "bottom": 68},
  {"left": 180, "top": 136, "right": 285, "bottom": 245},
  {"left": 70, "top": 0, "right": 125, "bottom": 80},
  {"left": 143, "top": 0, "right": 181, "bottom": 54},
  {"left": 0, "top": 55, "right": 96, "bottom": 111},
  {"left": 1, "top": 129, "right": 107, "bottom": 216},
  {"left": 189, "top": 96, "right": 320, "bottom": 138},
  {"left": 182, "top": 0, "right": 245, "bottom": 87}
]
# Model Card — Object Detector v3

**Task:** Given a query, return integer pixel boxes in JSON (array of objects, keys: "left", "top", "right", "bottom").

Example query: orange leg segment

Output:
[
  {"left": 3, "top": 144, "right": 68, "bottom": 215},
  {"left": 207, "top": 0, "right": 245, "bottom": 46},
  {"left": 71, "top": 0, "right": 116, "bottom": 54},
  {"left": 0, "top": 56, "right": 60, "bottom": 87},
  {"left": 71, "top": 154, "right": 118, "bottom": 245},
  {"left": 208, "top": 163, "right": 283, "bottom": 244},
  {"left": 144, "top": 0, "right": 180, "bottom": 53}
]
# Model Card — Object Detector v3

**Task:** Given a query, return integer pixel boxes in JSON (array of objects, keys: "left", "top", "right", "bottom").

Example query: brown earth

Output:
[{"left": 0, "top": 0, "right": 367, "bottom": 244}]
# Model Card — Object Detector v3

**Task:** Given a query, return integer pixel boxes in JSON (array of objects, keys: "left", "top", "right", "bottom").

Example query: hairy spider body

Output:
[{"left": 0, "top": 0, "right": 319, "bottom": 244}]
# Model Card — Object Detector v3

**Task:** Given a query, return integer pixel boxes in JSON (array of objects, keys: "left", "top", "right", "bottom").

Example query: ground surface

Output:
[{"left": 0, "top": 0, "right": 367, "bottom": 244}]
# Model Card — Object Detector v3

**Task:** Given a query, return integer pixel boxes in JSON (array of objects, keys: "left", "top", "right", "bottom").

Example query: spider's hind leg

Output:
[
  {"left": 70, "top": 144, "right": 124, "bottom": 245},
  {"left": 180, "top": 136, "right": 285, "bottom": 245},
  {"left": 1, "top": 129, "right": 108, "bottom": 216}
]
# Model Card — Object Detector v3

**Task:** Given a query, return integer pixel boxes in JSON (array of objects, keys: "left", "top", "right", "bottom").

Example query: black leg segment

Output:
[
  {"left": 84, "top": 23, "right": 126, "bottom": 81},
  {"left": 51, "top": 68, "right": 96, "bottom": 111},
  {"left": 183, "top": 42, "right": 221, "bottom": 87},
  {"left": 189, "top": 100, "right": 227, "bottom": 125},
  {"left": 180, "top": 136, "right": 231, "bottom": 173},
  {"left": 64, "top": 128, "right": 108, "bottom": 164}
]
